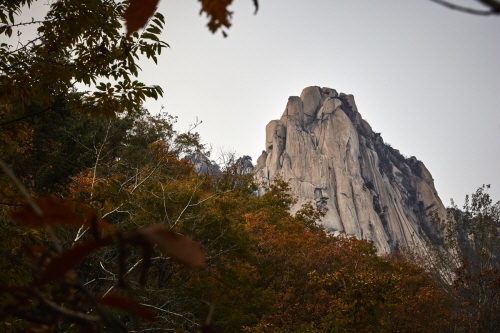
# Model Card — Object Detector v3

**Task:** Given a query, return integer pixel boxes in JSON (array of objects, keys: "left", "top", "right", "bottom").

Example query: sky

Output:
[
  {"left": 22, "top": 0, "right": 500, "bottom": 206},
  {"left": 136, "top": 0, "right": 500, "bottom": 206}
]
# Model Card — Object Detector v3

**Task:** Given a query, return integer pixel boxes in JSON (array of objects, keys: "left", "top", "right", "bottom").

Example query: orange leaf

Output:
[
  {"left": 199, "top": 0, "right": 233, "bottom": 34},
  {"left": 41, "top": 236, "right": 114, "bottom": 283},
  {"left": 137, "top": 225, "right": 206, "bottom": 269},
  {"left": 96, "top": 293, "right": 156, "bottom": 322},
  {"left": 12, "top": 197, "right": 115, "bottom": 233},
  {"left": 12, "top": 197, "right": 84, "bottom": 227},
  {"left": 124, "top": 0, "right": 160, "bottom": 37}
]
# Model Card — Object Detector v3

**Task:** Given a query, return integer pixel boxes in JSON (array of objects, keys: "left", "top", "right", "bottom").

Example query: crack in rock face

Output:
[{"left": 254, "top": 86, "right": 446, "bottom": 254}]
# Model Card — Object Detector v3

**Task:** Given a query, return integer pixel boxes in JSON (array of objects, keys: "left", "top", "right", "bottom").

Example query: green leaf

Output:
[
  {"left": 151, "top": 18, "right": 163, "bottom": 27},
  {"left": 97, "top": 82, "right": 107, "bottom": 91},
  {"left": 82, "top": 75, "right": 91, "bottom": 86},
  {"left": 141, "top": 33, "right": 159, "bottom": 41},
  {"left": 145, "top": 25, "right": 160, "bottom": 35},
  {"left": 0, "top": 13, "right": 8, "bottom": 24},
  {"left": 154, "top": 12, "right": 165, "bottom": 24}
]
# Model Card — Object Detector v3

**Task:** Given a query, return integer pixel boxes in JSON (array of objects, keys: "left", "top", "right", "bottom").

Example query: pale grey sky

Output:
[
  {"left": 17, "top": 0, "right": 500, "bottom": 206},
  {"left": 139, "top": 0, "right": 500, "bottom": 206}
]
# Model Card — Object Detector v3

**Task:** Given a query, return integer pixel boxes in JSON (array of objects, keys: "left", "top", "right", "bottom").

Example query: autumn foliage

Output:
[{"left": 0, "top": 104, "right": 461, "bottom": 332}]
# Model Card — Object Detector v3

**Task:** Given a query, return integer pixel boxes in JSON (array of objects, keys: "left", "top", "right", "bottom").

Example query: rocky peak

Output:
[
  {"left": 186, "top": 151, "right": 220, "bottom": 175},
  {"left": 255, "top": 86, "right": 446, "bottom": 253}
]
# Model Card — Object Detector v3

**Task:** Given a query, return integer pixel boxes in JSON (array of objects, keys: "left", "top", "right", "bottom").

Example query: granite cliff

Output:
[{"left": 254, "top": 86, "right": 446, "bottom": 253}]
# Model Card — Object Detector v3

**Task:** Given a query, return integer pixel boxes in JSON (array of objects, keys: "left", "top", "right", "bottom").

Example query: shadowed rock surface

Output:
[{"left": 254, "top": 86, "right": 446, "bottom": 253}]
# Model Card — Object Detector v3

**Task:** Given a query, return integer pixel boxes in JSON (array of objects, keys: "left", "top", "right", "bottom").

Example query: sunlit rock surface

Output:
[{"left": 254, "top": 86, "right": 446, "bottom": 253}]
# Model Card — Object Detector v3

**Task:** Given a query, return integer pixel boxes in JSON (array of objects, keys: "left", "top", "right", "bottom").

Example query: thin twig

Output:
[
  {"left": 100, "top": 261, "right": 116, "bottom": 277},
  {"left": 1, "top": 19, "right": 53, "bottom": 29},
  {"left": 0, "top": 104, "right": 51, "bottom": 127}
]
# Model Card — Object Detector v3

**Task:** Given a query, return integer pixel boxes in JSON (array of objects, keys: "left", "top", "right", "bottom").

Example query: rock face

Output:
[{"left": 254, "top": 86, "right": 446, "bottom": 253}]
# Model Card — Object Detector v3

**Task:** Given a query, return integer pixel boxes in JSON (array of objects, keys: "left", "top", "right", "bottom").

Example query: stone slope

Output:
[{"left": 254, "top": 86, "right": 446, "bottom": 253}]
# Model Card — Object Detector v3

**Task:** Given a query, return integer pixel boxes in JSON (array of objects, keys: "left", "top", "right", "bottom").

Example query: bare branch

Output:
[
  {"left": 102, "top": 203, "right": 125, "bottom": 219},
  {"left": 100, "top": 261, "right": 116, "bottom": 277},
  {"left": 91, "top": 119, "right": 113, "bottom": 200},
  {"left": 172, "top": 180, "right": 204, "bottom": 228},
  {"left": 73, "top": 225, "right": 89, "bottom": 244}
]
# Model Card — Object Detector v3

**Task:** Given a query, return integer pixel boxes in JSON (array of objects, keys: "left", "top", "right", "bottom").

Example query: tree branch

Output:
[
  {"left": 429, "top": 0, "right": 500, "bottom": 15},
  {"left": 477, "top": 0, "right": 500, "bottom": 12}
]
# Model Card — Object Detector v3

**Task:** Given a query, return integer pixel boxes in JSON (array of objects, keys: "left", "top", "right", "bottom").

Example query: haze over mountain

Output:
[{"left": 254, "top": 87, "right": 447, "bottom": 253}]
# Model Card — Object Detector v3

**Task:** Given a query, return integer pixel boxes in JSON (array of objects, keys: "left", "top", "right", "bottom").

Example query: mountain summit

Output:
[{"left": 254, "top": 86, "right": 446, "bottom": 253}]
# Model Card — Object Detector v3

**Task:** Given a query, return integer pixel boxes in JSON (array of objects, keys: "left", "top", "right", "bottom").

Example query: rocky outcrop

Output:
[
  {"left": 254, "top": 86, "right": 446, "bottom": 253},
  {"left": 186, "top": 151, "right": 220, "bottom": 175}
]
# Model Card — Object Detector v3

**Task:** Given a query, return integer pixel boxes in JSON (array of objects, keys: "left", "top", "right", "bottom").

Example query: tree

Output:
[
  {"left": 0, "top": 109, "right": 212, "bottom": 332},
  {"left": 0, "top": 1, "right": 261, "bottom": 329},
  {"left": 429, "top": 185, "right": 500, "bottom": 332},
  {"left": 0, "top": 0, "right": 167, "bottom": 124},
  {"left": 381, "top": 250, "right": 454, "bottom": 333},
  {"left": 0, "top": 104, "right": 270, "bottom": 331},
  {"left": 0, "top": 0, "right": 262, "bottom": 154}
]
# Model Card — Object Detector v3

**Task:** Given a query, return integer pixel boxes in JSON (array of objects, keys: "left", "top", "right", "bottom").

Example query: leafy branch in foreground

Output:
[{"left": 0, "top": 159, "right": 207, "bottom": 332}]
